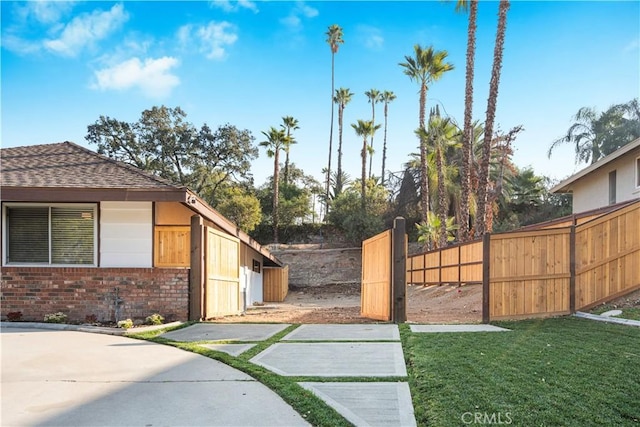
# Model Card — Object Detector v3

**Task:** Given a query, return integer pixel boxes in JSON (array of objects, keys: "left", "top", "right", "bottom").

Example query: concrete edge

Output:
[
  {"left": 0, "top": 321, "right": 186, "bottom": 336},
  {"left": 574, "top": 312, "right": 640, "bottom": 327}
]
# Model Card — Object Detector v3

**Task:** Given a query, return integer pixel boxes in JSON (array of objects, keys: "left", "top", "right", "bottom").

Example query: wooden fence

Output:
[
  {"left": 407, "top": 240, "right": 483, "bottom": 285},
  {"left": 405, "top": 200, "right": 639, "bottom": 322},
  {"left": 263, "top": 266, "right": 289, "bottom": 302}
]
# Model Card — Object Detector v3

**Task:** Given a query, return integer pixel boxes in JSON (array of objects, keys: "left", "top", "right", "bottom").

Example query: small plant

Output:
[
  {"left": 117, "top": 318, "right": 133, "bottom": 329},
  {"left": 85, "top": 314, "right": 98, "bottom": 324},
  {"left": 44, "top": 312, "right": 67, "bottom": 323},
  {"left": 145, "top": 313, "right": 164, "bottom": 325},
  {"left": 7, "top": 311, "right": 22, "bottom": 322}
]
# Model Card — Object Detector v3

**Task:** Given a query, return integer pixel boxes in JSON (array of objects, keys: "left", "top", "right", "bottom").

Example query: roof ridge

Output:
[{"left": 61, "top": 141, "right": 186, "bottom": 190}]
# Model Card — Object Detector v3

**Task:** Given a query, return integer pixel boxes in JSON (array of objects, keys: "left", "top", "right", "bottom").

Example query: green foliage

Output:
[
  {"left": 327, "top": 180, "right": 390, "bottom": 244},
  {"left": 416, "top": 212, "right": 458, "bottom": 248},
  {"left": 86, "top": 106, "right": 258, "bottom": 201},
  {"left": 214, "top": 186, "right": 262, "bottom": 232},
  {"left": 117, "top": 318, "right": 134, "bottom": 329},
  {"left": 43, "top": 312, "right": 67, "bottom": 323},
  {"left": 145, "top": 313, "right": 165, "bottom": 326}
]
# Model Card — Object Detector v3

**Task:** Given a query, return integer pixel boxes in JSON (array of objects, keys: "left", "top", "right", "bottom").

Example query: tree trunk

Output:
[
  {"left": 325, "top": 53, "right": 335, "bottom": 216},
  {"left": 368, "top": 102, "right": 376, "bottom": 179},
  {"left": 474, "top": 0, "right": 509, "bottom": 238},
  {"left": 381, "top": 102, "right": 389, "bottom": 185},
  {"left": 436, "top": 146, "right": 447, "bottom": 248},
  {"left": 361, "top": 137, "right": 367, "bottom": 211},
  {"left": 336, "top": 104, "right": 344, "bottom": 195},
  {"left": 419, "top": 82, "right": 430, "bottom": 225},
  {"left": 459, "top": 0, "right": 477, "bottom": 242},
  {"left": 273, "top": 149, "right": 280, "bottom": 243},
  {"left": 284, "top": 149, "right": 290, "bottom": 185}
]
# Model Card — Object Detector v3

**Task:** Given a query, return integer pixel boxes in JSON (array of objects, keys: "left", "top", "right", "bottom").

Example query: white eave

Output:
[{"left": 550, "top": 137, "right": 640, "bottom": 194}]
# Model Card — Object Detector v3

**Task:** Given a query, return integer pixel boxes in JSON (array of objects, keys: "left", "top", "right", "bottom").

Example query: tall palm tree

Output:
[
  {"left": 325, "top": 24, "right": 344, "bottom": 214},
  {"left": 334, "top": 87, "right": 354, "bottom": 196},
  {"left": 280, "top": 116, "right": 299, "bottom": 185},
  {"left": 364, "top": 89, "right": 382, "bottom": 178},
  {"left": 351, "top": 119, "right": 380, "bottom": 210},
  {"left": 456, "top": 0, "right": 478, "bottom": 242},
  {"left": 474, "top": 0, "right": 510, "bottom": 238},
  {"left": 380, "top": 90, "right": 396, "bottom": 185},
  {"left": 260, "top": 126, "right": 287, "bottom": 243},
  {"left": 399, "top": 45, "right": 454, "bottom": 224}
]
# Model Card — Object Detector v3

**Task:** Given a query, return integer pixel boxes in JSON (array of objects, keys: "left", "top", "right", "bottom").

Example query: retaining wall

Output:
[{"left": 271, "top": 247, "right": 362, "bottom": 288}]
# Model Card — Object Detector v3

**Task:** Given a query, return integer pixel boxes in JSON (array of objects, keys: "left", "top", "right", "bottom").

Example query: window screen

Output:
[{"left": 6, "top": 205, "right": 95, "bottom": 265}]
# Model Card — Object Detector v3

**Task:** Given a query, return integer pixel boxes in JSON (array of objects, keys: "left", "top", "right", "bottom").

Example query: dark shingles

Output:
[{"left": 0, "top": 142, "right": 183, "bottom": 190}]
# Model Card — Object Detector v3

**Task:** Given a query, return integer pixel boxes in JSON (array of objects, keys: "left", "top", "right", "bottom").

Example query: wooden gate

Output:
[
  {"left": 361, "top": 218, "right": 407, "bottom": 322},
  {"left": 204, "top": 226, "right": 241, "bottom": 318},
  {"left": 361, "top": 230, "right": 392, "bottom": 321}
]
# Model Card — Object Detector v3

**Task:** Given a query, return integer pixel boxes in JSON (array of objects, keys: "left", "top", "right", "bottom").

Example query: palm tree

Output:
[
  {"left": 456, "top": 0, "right": 478, "bottom": 242},
  {"left": 417, "top": 112, "right": 459, "bottom": 247},
  {"left": 380, "top": 90, "right": 397, "bottom": 185},
  {"left": 280, "top": 116, "right": 299, "bottom": 185},
  {"left": 548, "top": 100, "right": 640, "bottom": 165},
  {"left": 334, "top": 87, "right": 354, "bottom": 196},
  {"left": 325, "top": 24, "right": 345, "bottom": 214},
  {"left": 364, "top": 89, "right": 382, "bottom": 178},
  {"left": 399, "top": 45, "right": 454, "bottom": 224},
  {"left": 474, "top": 0, "right": 510, "bottom": 238},
  {"left": 260, "top": 126, "right": 287, "bottom": 243},
  {"left": 351, "top": 119, "right": 381, "bottom": 209}
]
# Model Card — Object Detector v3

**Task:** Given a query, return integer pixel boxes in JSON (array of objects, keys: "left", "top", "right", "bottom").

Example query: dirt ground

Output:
[{"left": 211, "top": 282, "right": 483, "bottom": 324}]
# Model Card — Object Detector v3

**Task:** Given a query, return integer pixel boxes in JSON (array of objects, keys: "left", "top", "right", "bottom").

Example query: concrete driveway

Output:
[{"left": 1, "top": 327, "right": 308, "bottom": 426}]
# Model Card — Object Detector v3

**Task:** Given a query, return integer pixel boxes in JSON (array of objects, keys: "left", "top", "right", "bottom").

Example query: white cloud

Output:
[
  {"left": 92, "top": 56, "right": 180, "bottom": 98},
  {"left": 178, "top": 21, "right": 238, "bottom": 60},
  {"left": 43, "top": 3, "right": 129, "bottom": 57},
  {"left": 280, "top": 1, "right": 318, "bottom": 31},
  {"left": 210, "top": 0, "right": 258, "bottom": 13},
  {"left": 358, "top": 25, "right": 384, "bottom": 50}
]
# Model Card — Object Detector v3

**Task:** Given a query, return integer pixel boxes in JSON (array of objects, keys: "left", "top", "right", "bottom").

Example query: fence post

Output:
[
  {"left": 482, "top": 233, "right": 491, "bottom": 324},
  {"left": 392, "top": 217, "right": 407, "bottom": 323},
  {"left": 569, "top": 225, "right": 576, "bottom": 313},
  {"left": 189, "top": 215, "right": 204, "bottom": 321}
]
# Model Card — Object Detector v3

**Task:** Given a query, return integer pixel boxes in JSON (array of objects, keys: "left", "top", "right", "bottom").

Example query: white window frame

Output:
[
  {"left": 2, "top": 203, "right": 98, "bottom": 267},
  {"left": 636, "top": 156, "right": 640, "bottom": 189}
]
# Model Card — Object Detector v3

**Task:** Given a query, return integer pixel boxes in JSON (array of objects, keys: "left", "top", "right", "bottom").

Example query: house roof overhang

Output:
[
  {"left": 0, "top": 186, "right": 189, "bottom": 203},
  {"left": 550, "top": 137, "right": 640, "bottom": 194}
]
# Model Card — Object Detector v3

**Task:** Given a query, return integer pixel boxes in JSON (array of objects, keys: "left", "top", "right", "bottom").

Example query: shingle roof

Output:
[{"left": 0, "top": 141, "right": 182, "bottom": 190}]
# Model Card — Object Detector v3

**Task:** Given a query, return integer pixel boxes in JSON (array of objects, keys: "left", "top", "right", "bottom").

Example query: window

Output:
[
  {"left": 608, "top": 170, "right": 617, "bottom": 205},
  {"left": 4, "top": 204, "right": 96, "bottom": 265},
  {"left": 636, "top": 157, "right": 640, "bottom": 188}
]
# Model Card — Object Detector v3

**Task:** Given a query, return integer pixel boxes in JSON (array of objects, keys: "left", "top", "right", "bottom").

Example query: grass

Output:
[{"left": 400, "top": 318, "right": 640, "bottom": 427}]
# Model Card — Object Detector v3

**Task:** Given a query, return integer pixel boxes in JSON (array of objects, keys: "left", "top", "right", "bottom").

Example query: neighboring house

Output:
[
  {"left": 551, "top": 137, "right": 640, "bottom": 214},
  {"left": 0, "top": 142, "right": 284, "bottom": 323}
]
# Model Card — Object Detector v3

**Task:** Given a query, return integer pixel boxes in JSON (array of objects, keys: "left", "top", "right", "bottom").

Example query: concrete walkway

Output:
[
  {"left": 162, "top": 323, "right": 417, "bottom": 427},
  {"left": 0, "top": 325, "right": 308, "bottom": 426}
]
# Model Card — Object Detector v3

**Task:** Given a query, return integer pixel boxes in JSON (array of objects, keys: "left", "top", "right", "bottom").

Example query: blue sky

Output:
[{"left": 2, "top": 1, "right": 639, "bottom": 189}]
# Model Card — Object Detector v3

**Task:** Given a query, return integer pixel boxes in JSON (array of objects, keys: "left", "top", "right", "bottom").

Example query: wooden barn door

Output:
[{"left": 204, "top": 227, "right": 241, "bottom": 318}]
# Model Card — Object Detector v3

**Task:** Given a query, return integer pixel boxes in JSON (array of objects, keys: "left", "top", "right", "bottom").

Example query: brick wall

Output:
[
  {"left": 1, "top": 267, "right": 189, "bottom": 323},
  {"left": 271, "top": 247, "right": 362, "bottom": 288}
]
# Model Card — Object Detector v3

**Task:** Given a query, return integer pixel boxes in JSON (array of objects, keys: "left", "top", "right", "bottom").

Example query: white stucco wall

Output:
[
  {"left": 100, "top": 201, "right": 152, "bottom": 267},
  {"left": 571, "top": 148, "right": 640, "bottom": 213}
]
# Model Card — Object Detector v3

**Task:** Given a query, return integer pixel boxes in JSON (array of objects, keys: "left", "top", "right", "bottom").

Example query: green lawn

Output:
[
  {"left": 400, "top": 318, "right": 640, "bottom": 427},
  {"left": 592, "top": 306, "right": 640, "bottom": 321}
]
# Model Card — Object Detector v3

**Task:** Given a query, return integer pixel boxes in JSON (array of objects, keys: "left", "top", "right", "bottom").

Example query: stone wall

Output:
[
  {"left": 271, "top": 247, "right": 362, "bottom": 288},
  {"left": 1, "top": 267, "right": 189, "bottom": 323}
]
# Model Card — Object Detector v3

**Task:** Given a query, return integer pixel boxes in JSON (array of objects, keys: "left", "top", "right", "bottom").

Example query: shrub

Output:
[
  {"left": 145, "top": 313, "right": 164, "bottom": 325},
  {"left": 44, "top": 312, "right": 67, "bottom": 323},
  {"left": 7, "top": 311, "right": 22, "bottom": 322},
  {"left": 85, "top": 314, "right": 98, "bottom": 324},
  {"left": 117, "top": 319, "right": 133, "bottom": 329}
]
